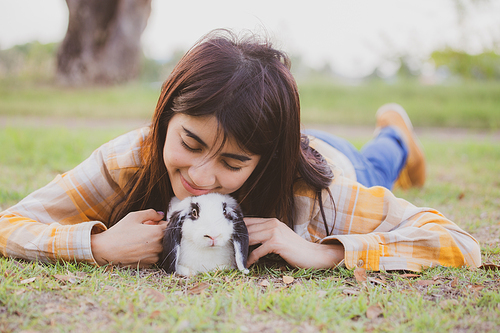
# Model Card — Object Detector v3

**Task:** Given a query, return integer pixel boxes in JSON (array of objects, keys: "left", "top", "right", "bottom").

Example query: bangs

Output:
[
  {"left": 170, "top": 34, "right": 290, "bottom": 160},
  {"left": 147, "top": 29, "right": 308, "bottom": 221}
]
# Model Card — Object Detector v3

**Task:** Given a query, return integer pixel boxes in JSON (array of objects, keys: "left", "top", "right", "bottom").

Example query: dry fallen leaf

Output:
[
  {"left": 53, "top": 274, "right": 77, "bottom": 284},
  {"left": 366, "top": 304, "right": 383, "bottom": 319},
  {"left": 20, "top": 277, "right": 37, "bottom": 284},
  {"left": 467, "top": 284, "right": 484, "bottom": 292},
  {"left": 342, "top": 288, "right": 360, "bottom": 296},
  {"left": 11, "top": 260, "right": 26, "bottom": 269},
  {"left": 259, "top": 279, "right": 270, "bottom": 287},
  {"left": 187, "top": 282, "right": 210, "bottom": 295},
  {"left": 75, "top": 271, "right": 88, "bottom": 278},
  {"left": 103, "top": 285, "right": 118, "bottom": 292},
  {"left": 400, "top": 274, "right": 420, "bottom": 278},
  {"left": 478, "top": 263, "right": 500, "bottom": 270},
  {"left": 144, "top": 288, "right": 166, "bottom": 302},
  {"left": 282, "top": 275, "right": 294, "bottom": 284},
  {"left": 354, "top": 267, "right": 367, "bottom": 283},
  {"left": 149, "top": 310, "right": 161, "bottom": 319},
  {"left": 450, "top": 277, "right": 459, "bottom": 288},
  {"left": 368, "top": 277, "right": 387, "bottom": 285},
  {"left": 417, "top": 280, "right": 438, "bottom": 286}
]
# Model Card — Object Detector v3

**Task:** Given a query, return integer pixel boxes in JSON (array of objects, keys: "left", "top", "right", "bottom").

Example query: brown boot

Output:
[{"left": 375, "top": 103, "right": 426, "bottom": 189}]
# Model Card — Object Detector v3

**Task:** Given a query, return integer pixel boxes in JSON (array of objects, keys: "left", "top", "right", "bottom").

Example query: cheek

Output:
[
  {"left": 218, "top": 169, "right": 255, "bottom": 193},
  {"left": 163, "top": 142, "right": 189, "bottom": 170}
]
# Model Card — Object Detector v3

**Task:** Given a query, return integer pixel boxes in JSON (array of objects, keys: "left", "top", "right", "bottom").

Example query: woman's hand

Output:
[
  {"left": 245, "top": 217, "right": 345, "bottom": 269},
  {"left": 91, "top": 209, "right": 167, "bottom": 268}
]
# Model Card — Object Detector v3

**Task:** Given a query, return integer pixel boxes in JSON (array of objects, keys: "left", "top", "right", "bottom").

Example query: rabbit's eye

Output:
[{"left": 189, "top": 203, "right": 200, "bottom": 219}]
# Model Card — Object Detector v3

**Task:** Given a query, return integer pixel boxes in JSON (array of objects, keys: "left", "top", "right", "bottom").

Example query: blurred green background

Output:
[{"left": 0, "top": 40, "right": 499, "bottom": 129}]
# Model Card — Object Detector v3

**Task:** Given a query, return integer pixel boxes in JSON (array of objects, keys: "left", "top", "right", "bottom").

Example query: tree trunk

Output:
[{"left": 56, "top": 0, "right": 151, "bottom": 86}]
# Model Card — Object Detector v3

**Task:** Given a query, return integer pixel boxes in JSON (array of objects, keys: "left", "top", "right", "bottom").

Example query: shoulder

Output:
[
  {"left": 101, "top": 127, "right": 150, "bottom": 171},
  {"left": 90, "top": 127, "right": 150, "bottom": 189},
  {"left": 306, "top": 135, "right": 357, "bottom": 182}
]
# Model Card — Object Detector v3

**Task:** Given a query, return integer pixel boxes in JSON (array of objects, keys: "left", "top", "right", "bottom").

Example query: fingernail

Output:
[{"left": 157, "top": 211, "right": 165, "bottom": 216}]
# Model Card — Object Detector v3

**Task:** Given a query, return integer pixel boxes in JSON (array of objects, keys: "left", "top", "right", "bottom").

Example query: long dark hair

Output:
[{"left": 111, "top": 30, "right": 334, "bottom": 231}]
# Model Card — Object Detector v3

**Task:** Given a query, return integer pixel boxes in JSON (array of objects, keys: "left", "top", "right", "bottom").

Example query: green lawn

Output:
[
  {"left": 299, "top": 79, "right": 500, "bottom": 129},
  {"left": 1, "top": 81, "right": 499, "bottom": 332},
  {"left": 1, "top": 80, "right": 499, "bottom": 129}
]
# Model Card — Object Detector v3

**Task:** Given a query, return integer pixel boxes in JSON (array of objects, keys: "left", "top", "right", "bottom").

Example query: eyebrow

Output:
[{"left": 182, "top": 126, "right": 252, "bottom": 162}]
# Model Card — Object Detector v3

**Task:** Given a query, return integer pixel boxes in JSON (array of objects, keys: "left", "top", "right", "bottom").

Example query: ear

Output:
[
  {"left": 231, "top": 208, "right": 249, "bottom": 274},
  {"left": 159, "top": 210, "right": 184, "bottom": 273}
]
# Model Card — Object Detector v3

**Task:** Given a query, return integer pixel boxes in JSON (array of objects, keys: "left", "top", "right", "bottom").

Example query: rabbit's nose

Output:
[{"left": 204, "top": 234, "right": 220, "bottom": 246}]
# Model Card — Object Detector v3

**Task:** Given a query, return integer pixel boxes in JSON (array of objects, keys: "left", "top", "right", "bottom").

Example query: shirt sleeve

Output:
[
  {"left": 292, "top": 170, "right": 481, "bottom": 272},
  {"left": 0, "top": 128, "right": 148, "bottom": 265}
]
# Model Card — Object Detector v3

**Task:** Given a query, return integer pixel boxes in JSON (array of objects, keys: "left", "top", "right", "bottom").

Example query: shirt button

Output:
[{"left": 357, "top": 259, "right": 364, "bottom": 267}]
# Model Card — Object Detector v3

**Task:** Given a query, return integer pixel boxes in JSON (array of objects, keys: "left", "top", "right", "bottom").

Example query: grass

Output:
[
  {"left": 1, "top": 80, "right": 500, "bottom": 129},
  {"left": 0, "top": 127, "right": 130, "bottom": 208},
  {"left": 0, "top": 80, "right": 499, "bottom": 332},
  {"left": 1, "top": 124, "right": 499, "bottom": 332},
  {"left": 1, "top": 257, "right": 499, "bottom": 332},
  {"left": 298, "top": 79, "right": 500, "bottom": 129},
  {"left": 0, "top": 83, "right": 160, "bottom": 119}
]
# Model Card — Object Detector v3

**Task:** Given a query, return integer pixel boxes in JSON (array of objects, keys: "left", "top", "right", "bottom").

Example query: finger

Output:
[
  {"left": 247, "top": 243, "right": 273, "bottom": 267},
  {"left": 246, "top": 220, "right": 275, "bottom": 234},
  {"left": 247, "top": 228, "right": 273, "bottom": 246},
  {"left": 132, "top": 209, "right": 165, "bottom": 223},
  {"left": 142, "top": 219, "right": 168, "bottom": 227},
  {"left": 244, "top": 217, "right": 271, "bottom": 226},
  {"left": 246, "top": 221, "right": 285, "bottom": 245}
]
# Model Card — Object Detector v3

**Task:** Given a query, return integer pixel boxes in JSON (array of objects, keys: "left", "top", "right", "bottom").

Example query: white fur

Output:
[{"left": 167, "top": 193, "right": 246, "bottom": 276}]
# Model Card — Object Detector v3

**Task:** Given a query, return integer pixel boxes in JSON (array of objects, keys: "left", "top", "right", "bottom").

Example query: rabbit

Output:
[{"left": 159, "top": 193, "right": 249, "bottom": 276}]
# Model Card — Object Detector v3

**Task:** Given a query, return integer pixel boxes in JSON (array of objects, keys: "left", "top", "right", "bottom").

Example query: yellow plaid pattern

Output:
[{"left": 0, "top": 128, "right": 481, "bottom": 271}]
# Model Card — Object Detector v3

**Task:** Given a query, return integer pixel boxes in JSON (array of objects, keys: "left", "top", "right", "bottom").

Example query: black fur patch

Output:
[{"left": 190, "top": 202, "right": 200, "bottom": 220}]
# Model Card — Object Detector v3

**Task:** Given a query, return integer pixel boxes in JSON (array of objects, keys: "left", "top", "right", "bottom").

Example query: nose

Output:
[
  {"left": 204, "top": 234, "right": 220, "bottom": 247},
  {"left": 188, "top": 159, "right": 217, "bottom": 188}
]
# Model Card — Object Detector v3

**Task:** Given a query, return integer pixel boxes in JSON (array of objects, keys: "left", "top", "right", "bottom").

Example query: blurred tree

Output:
[
  {"left": 0, "top": 42, "right": 57, "bottom": 83},
  {"left": 56, "top": 0, "right": 151, "bottom": 86},
  {"left": 431, "top": 49, "right": 500, "bottom": 80}
]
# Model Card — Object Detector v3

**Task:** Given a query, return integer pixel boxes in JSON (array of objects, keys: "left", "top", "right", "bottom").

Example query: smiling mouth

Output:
[{"left": 180, "top": 173, "right": 212, "bottom": 196}]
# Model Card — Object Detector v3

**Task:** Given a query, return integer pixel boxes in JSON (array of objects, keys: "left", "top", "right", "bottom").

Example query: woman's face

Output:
[{"left": 163, "top": 113, "right": 261, "bottom": 200}]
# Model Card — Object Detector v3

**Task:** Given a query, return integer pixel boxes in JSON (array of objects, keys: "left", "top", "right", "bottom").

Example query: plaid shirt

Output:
[{"left": 0, "top": 128, "right": 481, "bottom": 271}]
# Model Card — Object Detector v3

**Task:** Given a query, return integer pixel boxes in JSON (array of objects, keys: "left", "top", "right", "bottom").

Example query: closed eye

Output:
[
  {"left": 181, "top": 139, "right": 201, "bottom": 152},
  {"left": 222, "top": 160, "right": 242, "bottom": 172}
]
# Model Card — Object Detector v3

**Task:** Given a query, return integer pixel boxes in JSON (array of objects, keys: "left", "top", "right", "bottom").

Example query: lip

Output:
[{"left": 180, "top": 173, "right": 212, "bottom": 196}]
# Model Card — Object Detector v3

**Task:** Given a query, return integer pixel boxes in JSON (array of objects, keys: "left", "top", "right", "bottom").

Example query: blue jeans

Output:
[{"left": 304, "top": 127, "right": 408, "bottom": 189}]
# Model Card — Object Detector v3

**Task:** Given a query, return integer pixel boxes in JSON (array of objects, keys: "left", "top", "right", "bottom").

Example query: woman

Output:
[{"left": 0, "top": 30, "right": 480, "bottom": 272}]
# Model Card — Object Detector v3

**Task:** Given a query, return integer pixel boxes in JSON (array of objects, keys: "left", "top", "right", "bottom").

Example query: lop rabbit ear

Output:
[
  {"left": 231, "top": 208, "right": 249, "bottom": 274},
  {"left": 160, "top": 210, "right": 184, "bottom": 273}
]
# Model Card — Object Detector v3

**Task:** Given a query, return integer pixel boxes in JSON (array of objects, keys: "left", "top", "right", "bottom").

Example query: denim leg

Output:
[{"left": 303, "top": 127, "right": 408, "bottom": 189}]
